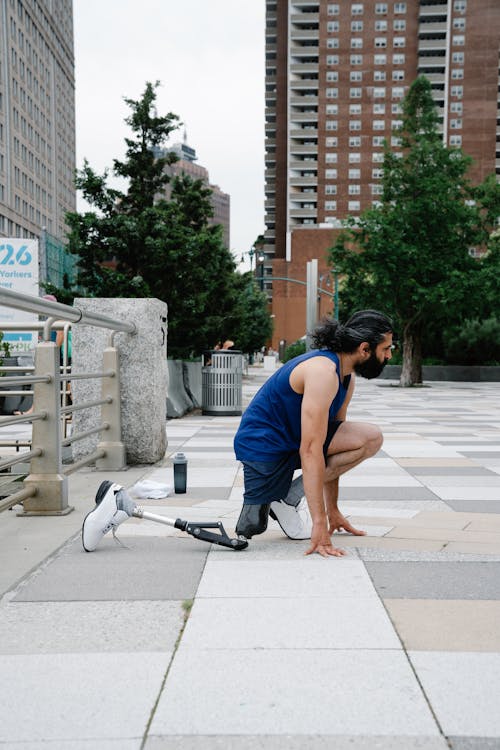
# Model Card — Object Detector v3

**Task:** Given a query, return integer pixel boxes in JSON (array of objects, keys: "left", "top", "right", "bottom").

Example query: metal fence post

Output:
[
  {"left": 22, "top": 341, "right": 72, "bottom": 515},
  {"left": 96, "top": 345, "right": 126, "bottom": 470}
]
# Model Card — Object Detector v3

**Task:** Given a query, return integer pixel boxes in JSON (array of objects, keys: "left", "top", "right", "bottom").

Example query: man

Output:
[{"left": 234, "top": 309, "right": 395, "bottom": 558}]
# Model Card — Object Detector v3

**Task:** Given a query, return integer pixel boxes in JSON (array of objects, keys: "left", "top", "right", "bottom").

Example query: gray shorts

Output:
[{"left": 241, "top": 420, "right": 342, "bottom": 506}]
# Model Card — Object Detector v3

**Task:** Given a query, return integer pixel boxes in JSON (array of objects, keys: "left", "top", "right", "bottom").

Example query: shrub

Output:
[
  {"left": 282, "top": 339, "right": 306, "bottom": 363},
  {"left": 444, "top": 317, "right": 500, "bottom": 365}
]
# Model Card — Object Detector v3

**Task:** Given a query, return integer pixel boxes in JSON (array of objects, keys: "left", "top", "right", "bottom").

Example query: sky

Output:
[{"left": 72, "top": 0, "right": 265, "bottom": 269}]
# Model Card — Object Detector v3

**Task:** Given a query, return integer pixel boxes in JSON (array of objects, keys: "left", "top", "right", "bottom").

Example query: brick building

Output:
[{"left": 265, "top": 0, "right": 500, "bottom": 350}]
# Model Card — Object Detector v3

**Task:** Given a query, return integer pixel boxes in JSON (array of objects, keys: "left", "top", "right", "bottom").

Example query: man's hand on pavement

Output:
[
  {"left": 327, "top": 508, "right": 366, "bottom": 537},
  {"left": 305, "top": 521, "right": 347, "bottom": 558}
]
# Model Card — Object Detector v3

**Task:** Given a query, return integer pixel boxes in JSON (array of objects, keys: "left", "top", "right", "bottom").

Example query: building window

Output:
[
  {"left": 394, "top": 2, "right": 406, "bottom": 12},
  {"left": 451, "top": 85, "right": 463, "bottom": 98},
  {"left": 451, "top": 69, "right": 464, "bottom": 79},
  {"left": 350, "top": 87, "right": 362, "bottom": 98},
  {"left": 374, "top": 53, "right": 387, "bottom": 65},
  {"left": 373, "top": 103, "right": 385, "bottom": 113},
  {"left": 326, "top": 137, "right": 338, "bottom": 146},
  {"left": 392, "top": 70, "right": 404, "bottom": 81},
  {"left": 351, "top": 37, "right": 363, "bottom": 48},
  {"left": 391, "top": 136, "right": 402, "bottom": 147},
  {"left": 350, "top": 70, "right": 363, "bottom": 81},
  {"left": 325, "top": 201, "right": 337, "bottom": 211},
  {"left": 350, "top": 56, "right": 363, "bottom": 67},
  {"left": 394, "top": 19, "right": 406, "bottom": 31},
  {"left": 374, "top": 70, "right": 386, "bottom": 81},
  {"left": 328, "top": 4, "right": 340, "bottom": 14},
  {"left": 349, "top": 136, "right": 361, "bottom": 147},
  {"left": 348, "top": 201, "right": 360, "bottom": 211},
  {"left": 375, "top": 20, "right": 387, "bottom": 31},
  {"left": 325, "top": 152, "right": 338, "bottom": 163},
  {"left": 325, "top": 169, "right": 337, "bottom": 179},
  {"left": 375, "top": 3, "right": 388, "bottom": 13},
  {"left": 373, "top": 87, "right": 386, "bottom": 98},
  {"left": 326, "top": 88, "right": 339, "bottom": 98},
  {"left": 349, "top": 184, "right": 361, "bottom": 195},
  {"left": 391, "top": 102, "right": 403, "bottom": 114},
  {"left": 373, "top": 120, "right": 385, "bottom": 130},
  {"left": 391, "top": 119, "right": 403, "bottom": 129},
  {"left": 326, "top": 104, "right": 339, "bottom": 115},
  {"left": 450, "top": 101, "right": 463, "bottom": 114},
  {"left": 393, "top": 53, "right": 405, "bottom": 64},
  {"left": 372, "top": 152, "right": 384, "bottom": 162},
  {"left": 328, "top": 21, "right": 340, "bottom": 32},
  {"left": 326, "top": 71, "right": 339, "bottom": 81},
  {"left": 373, "top": 136, "right": 385, "bottom": 146},
  {"left": 375, "top": 37, "right": 387, "bottom": 48},
  {"left": 450, "top": 134, "right": 462, "bottom": 146},
  {"left": 392, "top": 86, "right": 404, "bottom": 98},
  {"left": 349, "top": 152, "right": 361, "bottom": 163},
  {"left": 453, "top": 18, "right": 466, "bottom": 31},
  {"left": 454, "top": 0, "right": 467, "bottom": 11},
  {"left": 349, "top": 168, "right": 361, "bottom": 179},
  {"left": 351, "top": 20, "right": 363, "bottom": 31},
  {"left": 394, "top": 37, "right": 406, "bottom": 47},
  {"left": 351, "top": 4, "right": 364, "bottom": 15},
  {"left": 453, "top": 35, "right": 465, "bottom": 46},
  {"left": 325, "top": 184, "right": 337, "bottom": 194},
  {"left": 326, "top": 120, "right": 338, "bottom": 130},
  {"left": 350, "top": 120, "right": 362, "bottom": 130},
  {"left": 372, "top": 184, "right": 383, "bottom": 195},
  {"left": 349, "top": 104, "right": 362, "bottom": 115},
  {"left": 452, "top": 52, "right": 464, "bottom": 64},
  {"left": 327, "top": 55, "right": 339, "bottom": 65},
  {"left": 327, "top": 38, "right": 340, "bottom": 48},
  {"left": 372, "top": 168, "right": 384, "bottom": 179},
  {"left": 450, "top": 118, "right": 462, "bottom": 129}
]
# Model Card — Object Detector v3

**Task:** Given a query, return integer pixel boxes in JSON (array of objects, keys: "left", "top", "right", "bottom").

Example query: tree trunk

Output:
[{"left": 400, "top": 328, "right": 423, "bottom": 386}]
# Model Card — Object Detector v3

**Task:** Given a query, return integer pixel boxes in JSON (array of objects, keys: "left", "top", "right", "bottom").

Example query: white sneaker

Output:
[
  {"left": 269, "top": 497, "right": 312, "bottom": 540},
  {"left": 82, "top": 481, "right": 135, "bottom": 552}
]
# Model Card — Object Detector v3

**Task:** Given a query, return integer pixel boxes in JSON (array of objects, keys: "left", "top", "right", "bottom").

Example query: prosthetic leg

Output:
[{"left": 82, "top": 481, "right": 248, "bottom": 552}]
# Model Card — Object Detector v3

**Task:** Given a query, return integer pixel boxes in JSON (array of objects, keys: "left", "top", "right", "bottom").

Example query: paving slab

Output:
[
  {"left": 145, "top": 736, "right": 449, "bottom": 750},
  {"left": 409, "top": 652, "right": 500, "bottom": 737},
  {"left": 150, "top": 649, "right": 440, "bottom": 736},
  {"left": 384, "top": 599, "right": 500, "bottom": 651},
  {"left": 365, "top": 562, "right": 500, "bottom": 599},
  {"left": 448, "top": 739, "right": 500, "bottom": 750},
  {"left": 386, "top": 526, "right": 500, "bottom": 544},
  {"left": 13, "top": 537, "right": 209, "bottom": 602},
  {"left": 0, "top": 652, "right": 169, "bottom": 744},
  {"left": 339, "top": 487, "right": 442, "bottom": 501},
  {"left": 0, "top": 741, "right": 141, "bottom": 750},
  {"left": 446, "top": 499, "right": 500, "bottom": 514},
  {"left": 196, "top": 558, "right": 379, "bottom": 599},
  {"left": 0, "top": 600, "right": 184, "bottom": 653},
  {"left": 181, "top": 595, "right": 400, "bottom": 650}
]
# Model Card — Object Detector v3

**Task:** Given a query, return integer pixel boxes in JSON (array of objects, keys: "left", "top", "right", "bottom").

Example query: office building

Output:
[
  {"left": 162, "top": 135, "right": 231, "bottom": 249},
  {"left": 0, "top": 0, "right": 76, "bottom": 244},
  {"left": 265, "top": 0, "right": 500, "bottom": 349}
]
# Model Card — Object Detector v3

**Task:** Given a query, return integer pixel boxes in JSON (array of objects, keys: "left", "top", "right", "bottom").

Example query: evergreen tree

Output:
[{"left": 61, "top": 82, "right": 271, "bottom": 358}]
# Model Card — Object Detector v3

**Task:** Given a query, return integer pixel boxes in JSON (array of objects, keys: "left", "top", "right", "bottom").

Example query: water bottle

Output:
[{"left": 173, "top": 452, "right": 187, "bottom": 494}]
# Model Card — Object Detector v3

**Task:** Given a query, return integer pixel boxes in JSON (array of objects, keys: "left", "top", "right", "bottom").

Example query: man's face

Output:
[{"left": 354, "top": 333, "right": 394, "bottom": 380}]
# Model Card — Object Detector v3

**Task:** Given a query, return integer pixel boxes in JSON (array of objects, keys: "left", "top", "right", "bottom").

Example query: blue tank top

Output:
[{"left": 234, "top": 350, "right": 350, "bottom": 461}]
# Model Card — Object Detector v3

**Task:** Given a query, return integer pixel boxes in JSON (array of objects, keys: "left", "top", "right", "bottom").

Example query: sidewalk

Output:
[{"left": 1, "top": 367, "right": 500, "bottom": 749}]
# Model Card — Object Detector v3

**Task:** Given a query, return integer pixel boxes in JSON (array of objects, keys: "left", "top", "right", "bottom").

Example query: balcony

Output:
[
  {"left": 290, "top": 63, "right": 319, "bottom": 74},
  {"left": 419, "top": 4, "right": 448, "bottom": 16},
  {"left": 419, "top": 21, "right": 447, "bottom": 33},
  {"left": 290, "top": 29, "right": 319, "bottom": 41},
  {"left": 418, "top": 38, "right": 446, "bottom": 50},
  {"left": 290, "top": 94, "right": 318, "bottom": 105},
  {"left": 290, "top": 13, "right": 319, "bottom": 24},
  {"left": 290, "top": 44, "right": 319, "bottom": 57},
  {"left": 289, "top": 208, "right": 317, "bottom": 218}
]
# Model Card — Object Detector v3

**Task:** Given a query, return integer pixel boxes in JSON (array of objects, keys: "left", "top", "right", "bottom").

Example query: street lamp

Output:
[{"left": 258, "top": 253, "right": 265, "bottom": 292}]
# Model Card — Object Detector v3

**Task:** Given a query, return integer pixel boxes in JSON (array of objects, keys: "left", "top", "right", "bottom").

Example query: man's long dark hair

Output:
[{"left": 312, "top": 310, "right": 395, "bottom": 353}]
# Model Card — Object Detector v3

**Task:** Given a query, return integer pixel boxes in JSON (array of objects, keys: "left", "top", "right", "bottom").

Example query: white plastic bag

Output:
[{"left": 130, "top": 480, "right": 172, "bottom": 499}]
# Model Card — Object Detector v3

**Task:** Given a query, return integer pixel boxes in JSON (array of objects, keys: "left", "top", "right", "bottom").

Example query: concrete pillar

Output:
[{"left": 72, "top": 298, "right": 168, "bottom": 464}]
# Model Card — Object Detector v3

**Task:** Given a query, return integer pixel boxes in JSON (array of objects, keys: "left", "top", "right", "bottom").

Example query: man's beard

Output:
[{"left": 354, "top": 351, "right": 387, "bottom": 380}]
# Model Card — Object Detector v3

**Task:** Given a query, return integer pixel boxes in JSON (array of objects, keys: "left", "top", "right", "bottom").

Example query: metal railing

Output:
[{"left": 0, "top": 288, "right": 136, "bottom": 516}]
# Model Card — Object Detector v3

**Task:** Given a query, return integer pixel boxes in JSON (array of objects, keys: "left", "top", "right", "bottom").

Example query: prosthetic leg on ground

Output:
[{"left": 82, "top": 481, "right": 248, "bottom": 552}]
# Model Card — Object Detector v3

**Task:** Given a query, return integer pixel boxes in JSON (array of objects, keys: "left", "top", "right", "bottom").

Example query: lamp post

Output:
[{"left": 257, "top": 253, "right": 265, "bottom": 292}]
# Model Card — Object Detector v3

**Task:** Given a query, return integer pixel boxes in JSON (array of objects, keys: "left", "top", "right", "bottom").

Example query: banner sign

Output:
[{"left": 0, "top": 239, "right": 39, "bottom": 354}]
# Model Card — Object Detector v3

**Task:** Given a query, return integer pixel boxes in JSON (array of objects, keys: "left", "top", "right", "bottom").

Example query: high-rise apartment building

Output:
[
  {"left": 0, "top": 0, "right": 76, "bottom": 243},
  {"left": 265, "top": 0, "right": 500, "bottom": 349}
]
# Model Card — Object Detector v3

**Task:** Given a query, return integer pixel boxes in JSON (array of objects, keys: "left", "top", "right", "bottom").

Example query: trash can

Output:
[{"left": 202, "top": 350, "right": 243, "bottom": 416}]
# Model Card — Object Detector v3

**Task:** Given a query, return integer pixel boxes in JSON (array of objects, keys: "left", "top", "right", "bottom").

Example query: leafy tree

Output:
[
  {"left": 227, "top": 273, "right": 273, "bottom": 354},
  {"left": 58, "top": 82, "right": 271, "bottom": 358},
  {"left": 329, "top": 76, "right": 500, "bottom": 385}
]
